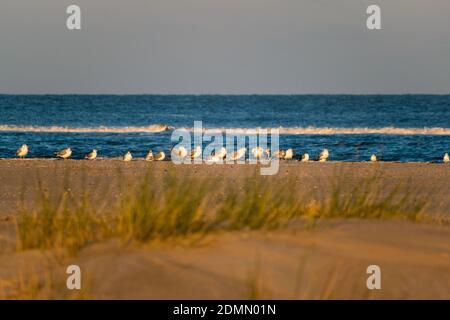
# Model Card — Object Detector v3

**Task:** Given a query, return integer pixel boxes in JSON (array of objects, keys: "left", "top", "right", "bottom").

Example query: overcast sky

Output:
[{"left": 1, "top": 0, "right": 450, "bottom": 94}]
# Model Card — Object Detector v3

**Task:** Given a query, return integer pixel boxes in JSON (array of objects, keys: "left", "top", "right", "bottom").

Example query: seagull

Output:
[
  {"left": 444, "top": 153, "right": 450, "bottom": 163},
  {"left": 15, "top": 144, "right": 28, "bottom": 158},
  {"left": 230, "top": 148, "right": 246, "bottom": 161},
  {"left": 213, "top": 147, "right": 227, "bottom": 159},
  {"left": 123, "top": 151, "right": 132, "bottom": 162},
  {"left": 370, "top": 154, "right": 378, "bottom": 162},
  {"left": 190, "top": 146, "right": 202, "bottom": 159},
  {"left": 85, "top": 149, "right": 97, "bottom": 160},
  {"left": 205, "top": 147, "right": 224, "bottom": 164},
  {"left": 318, "top": 149, "right": 329, "bottom": 162},
  {"left": 284, "top": 148, "right": 293, "bottom": 160},
  {"left": 205, "top": 155, "right": 221, "bottom": 164},
  {"left": 251, "top": 146, "right": 263, "bottom": 159},
  {"left": 172, "top": 146, "right": 188, "bottom": 159},
  {"left": 301, "top": 153, "right": 309, "bottom": 162},
  {"left": 155, "top": 151, "right": 165, "bottom": 161},
  {"left": 273, "top": 150, "right": 286, "bottom": 159},
  {"left": 56, "top": 147, "right": 72, "bottom": 159},
  {"left": 145, "top": 149, "right": 154, "bottom": 161}
]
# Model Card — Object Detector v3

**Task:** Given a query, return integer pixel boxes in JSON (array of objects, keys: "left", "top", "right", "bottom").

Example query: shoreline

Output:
[{"left": 1, "top": 157, "right": 448, "bottom": 162}]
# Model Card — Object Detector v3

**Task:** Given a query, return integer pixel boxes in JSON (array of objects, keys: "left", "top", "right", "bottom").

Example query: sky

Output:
[{"left": 1, "top": 0, "right": 450, "bottom": 94}]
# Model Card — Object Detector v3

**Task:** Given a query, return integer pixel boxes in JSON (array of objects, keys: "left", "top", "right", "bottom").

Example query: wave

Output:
[
  {"left": 0, "top": 124, "right": 172, "bottom": 133},
  {"left": 0, "top": 124, "right": 449, "bottom": 135},
  {"left": 178, "top": 126, "right": 450, "bottom": 135}
]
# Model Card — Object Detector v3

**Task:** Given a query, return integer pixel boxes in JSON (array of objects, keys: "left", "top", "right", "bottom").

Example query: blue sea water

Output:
[{"left": 0, "top": 95, "right": 449, "bottom": 162}]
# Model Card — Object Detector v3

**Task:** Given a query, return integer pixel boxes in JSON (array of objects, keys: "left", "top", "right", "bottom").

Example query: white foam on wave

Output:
[
  {"left": 0, "top": 124, "right": 171, "bottom": 133},
  {"left": 177, "top": 126, "right": 450, "bottom": 135},
  {"left": 0, "top": 125, "right": 449, "bottom": 135}
]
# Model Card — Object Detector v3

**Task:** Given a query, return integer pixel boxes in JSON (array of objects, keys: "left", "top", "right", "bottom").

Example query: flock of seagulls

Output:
[
  {"left": 125, "top": 150, "right": 166, "bottom": 162},
  {"left": 13, "top": 144, "right": 450, "bottom": 163}
]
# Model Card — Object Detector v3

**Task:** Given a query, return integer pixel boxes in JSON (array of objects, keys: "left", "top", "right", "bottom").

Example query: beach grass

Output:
[
  {"left": 116, "top": 173, "right": 211, "bottom": 242},
  {"left": 15, "top": 175, "right": 110, "bottom": 255},
  {"left": 0, "top": 262, "right": 92, "bottom": 300},
  {"left": 13, "top": 167, "right": 431, "bottom": 254},
  {"left": 0, "top": 244, "right": 93, "bottom": 300}
]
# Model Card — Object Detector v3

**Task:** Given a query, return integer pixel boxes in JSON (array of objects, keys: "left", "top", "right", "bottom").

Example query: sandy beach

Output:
[
  {"left": 0, "top": 160, "right": 449, "bottom": 299},
  {"left": 0, "top": 159, "right": 448, "bottom": 216}
]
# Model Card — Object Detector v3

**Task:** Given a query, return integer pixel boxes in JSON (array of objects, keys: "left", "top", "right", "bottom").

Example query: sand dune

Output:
[{"left": 0, "top": 220, "right": 449, "bottom": 299}]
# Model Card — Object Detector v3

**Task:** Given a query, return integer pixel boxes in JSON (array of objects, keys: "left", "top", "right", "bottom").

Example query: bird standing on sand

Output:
[
  {"left": 444, "top": 153, "right": 450, "bottom": 163},
  {"left": 370, "top": 154, "right": 378, "bottom": 162},
  {"left": 284, "top": 148, "right": 293, "bottom": 160},
  {"left": 154, "top": 151, "right": 165, "bottom": 161},
  {"left": 230, "top": 148, "right": 246, "bottom": 161},
  {"left": 15, "top": 144, "right": 28, "bottom": 158},
  {"left": 206, "top": 155, "right": 220, "bottom": 164},
  {"left": 56, "top": 147, "right": 72, "bottom": 159},
  {"left": 145, "top": 149, "right": 154, "bottom": 161},
  {"left": 172, "top": 146, "right": 188, "bottom": 159},
  {"left": 190, "top": 146, "right": 202, "bottom": 159},
  {"left": 273, "top": 150, "right": 286, "bottom": 159},
  {"left": 318, "top": 149, "right": 329, "bottom": 162},
  {"left": 85, "top": 149, "right": 97, "bottom": 160},
  {"left": 214, "top": 147, "right": 227, "bottom": 159},
  {"left": 123, "top": 151, "right": 132, "bottom": 162},
  {"left": 251, "top": 146, "right": 263, "bottom": 159},
  {"left": 301, "top": 153, "right": 309, "bottom": 162},
  {"left": 206, "top": 148, "right": 225, "bottom": 164}
]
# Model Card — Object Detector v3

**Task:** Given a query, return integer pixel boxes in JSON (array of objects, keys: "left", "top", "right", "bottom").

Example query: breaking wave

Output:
[
  {"left": 0, "top": 125, "right": 449, "bottom": 135},
  {"left": 0, "top": 124, "right": 172, "bottom": 133},
  {"left": 177, "top": 126, "right": 450, "bottom": 135}
]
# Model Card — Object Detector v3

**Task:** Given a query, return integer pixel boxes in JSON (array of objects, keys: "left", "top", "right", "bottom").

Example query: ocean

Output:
[{"left": 0, "top": 95, "right": 449, "bottom": 162}]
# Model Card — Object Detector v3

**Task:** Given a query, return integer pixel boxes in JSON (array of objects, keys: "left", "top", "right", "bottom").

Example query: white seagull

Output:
[
  {"left": 172, "top": 146, "right": 188, "bottom": 159},
  {"left": 145, "top": 149, "right": 154, "bottom": 161},
  {"left": 85, "top": 149, "right": 97, "bottom": 160},
  {"left": 301, "top": 153, "right": 310, "bottom": 162},
  {"left": 206, "top": 147, "right": 227, "bottom": 164},
  {"left": 16, "top": 144, "right": 28, "bottom": 158},
  {"left": 318, "top": 149, "right": 329, "bottom": 162},
  {"left": 251, "top": 146, "right": 263, "bottom": 159},
  {"left": 284, "top": 148, "right": 294, "bottom": 160},
  {"left": 273, "top": 150, "right": 286, "bottom": 159},
  {"left": 123, "top": 151, "right": 132, "bottom": 162},
  {"left": 206, "top": 155, "right": 220, "bottom": 164},
  {"left": 230, "top": 148, "right": 246, "bottom": 161},
  {"left": 370, "top": 154, "right": 378, "bottom": 162},
  {"left": 56, "top": 147, "right": 72, "bottom": 159},
  {"left": 213, "top": 147, "right": 227, "bottom": 159},
  {"left": 155, "top": 151, "right": 165, "bottom": 161},
  {"left": 444, "top": 153, "right": 450, "bottom": 163},
  {"left": 190, "top": 146, "right": 202, "bottom": 159}
]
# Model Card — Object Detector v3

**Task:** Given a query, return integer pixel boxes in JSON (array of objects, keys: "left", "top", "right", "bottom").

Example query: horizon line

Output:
[{"left": 1, "top": 93, "right": 450, "bottom": 96}]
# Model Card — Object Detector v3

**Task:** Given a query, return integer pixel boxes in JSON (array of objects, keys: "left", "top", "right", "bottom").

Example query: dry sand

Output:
[
  {"left": 0, "top": 160, "right": 449, "bottom": 299},
  {"left": 0, "top": 220, "right": 449, "bottom": 299}
]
